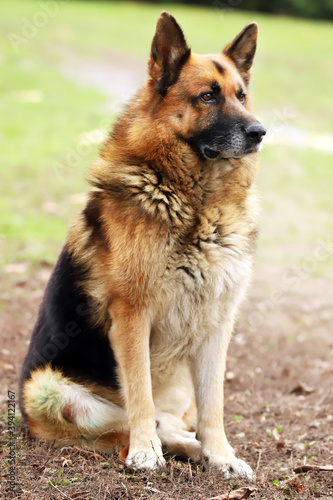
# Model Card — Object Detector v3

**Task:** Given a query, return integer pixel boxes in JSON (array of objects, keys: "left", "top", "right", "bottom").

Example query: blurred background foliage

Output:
[
  {"left": 79, "top": 0, "right": 333, "bottom": 20},
  {"left": 146, "top": 0, "right": 333, "bottom": 21}
]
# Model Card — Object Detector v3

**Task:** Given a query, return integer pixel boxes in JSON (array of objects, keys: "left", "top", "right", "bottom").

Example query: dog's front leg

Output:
[
  {"left": 190, "top": 323, "right": 255, "bottom": 481},
  {"left": 108, "top": 299, "right": 165, "bottom": 470}
]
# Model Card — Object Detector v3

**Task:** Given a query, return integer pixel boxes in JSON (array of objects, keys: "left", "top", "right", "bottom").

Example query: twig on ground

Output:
[
  {"left": 294, "top": 464, "right": 333, "bottom": 473},
  {"left": 256, "top": 449, "right": 262, "bottom": 470},
  {"left": 48, "top": 480, "right": 74, "bottom": 499}
]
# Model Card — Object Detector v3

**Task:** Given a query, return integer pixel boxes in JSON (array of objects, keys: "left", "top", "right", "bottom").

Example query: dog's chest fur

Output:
[{"left": 148, "top": 167, "right": 258, "bottom": 369}]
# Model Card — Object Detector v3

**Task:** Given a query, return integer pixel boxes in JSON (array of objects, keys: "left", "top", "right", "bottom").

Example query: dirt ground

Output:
[{"left": 1, "top": 259, "right": 332, "bottom": 499}]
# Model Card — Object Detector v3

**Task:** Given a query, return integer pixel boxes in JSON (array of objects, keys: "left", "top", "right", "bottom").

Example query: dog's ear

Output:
[
  {"left": 223, "top": 22, "right": 258, "bottom": 85},
  {"left": 148, "top": 11, "right": 191, "bottom": 97}
]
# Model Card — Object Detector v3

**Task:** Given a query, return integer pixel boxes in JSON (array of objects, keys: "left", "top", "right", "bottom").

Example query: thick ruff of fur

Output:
[{"left": 20, "top": 12, "right": 265, "bottom": 480}]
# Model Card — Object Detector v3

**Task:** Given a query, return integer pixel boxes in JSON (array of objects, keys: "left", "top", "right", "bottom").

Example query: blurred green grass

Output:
[{"left": 1, "top": 1, "right": 332, "bottom": 269}]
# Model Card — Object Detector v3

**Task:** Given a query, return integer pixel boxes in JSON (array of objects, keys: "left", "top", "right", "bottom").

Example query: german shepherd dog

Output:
[{"left": 20, "top": 12, "right": 266, "bottom": 479}]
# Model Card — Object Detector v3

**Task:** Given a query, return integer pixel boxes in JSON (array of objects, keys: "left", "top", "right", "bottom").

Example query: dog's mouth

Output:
[
  {"left": 202, "top": 146, "right": 251, "bottom": 161},
  {"left": 202, "top": 142, "right": 263, "bottom": 161},
  {"left": 203, "top": 147, "right": 220, "bottom": 159}
]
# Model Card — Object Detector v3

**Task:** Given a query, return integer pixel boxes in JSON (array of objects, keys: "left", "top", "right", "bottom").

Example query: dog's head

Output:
[{"left": 148, "top": 12, "right": 266, "bottom": 161}]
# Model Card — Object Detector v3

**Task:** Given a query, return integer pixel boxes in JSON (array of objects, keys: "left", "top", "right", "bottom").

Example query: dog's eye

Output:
[
  {"left": 238, "top": 93, "right": 246, "bottom": 104},
  {"left": 201, "top": 92, "right": 214, "bottom": 102}
]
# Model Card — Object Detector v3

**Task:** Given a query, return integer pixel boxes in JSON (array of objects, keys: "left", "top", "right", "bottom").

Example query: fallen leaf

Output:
[
  {"left": 119, "top": 445, "right": 129, "bottom": 464},
  {"left": 290, "top": 382, "right": 314, "bottom": 395},
  {"left": 290, "top": 477, "right": 303, "bottom": 493},
  {"left": 30, "top": 464, "right": 45, "bottom": 474},
  {"left": 294, "top": 464, "right": 333, "bottom": 473},
  {"left": 208, "top": 487, "right": 256, "bottom": 499},
  {"left": 72, "top": 446, "right": 103, "bottom": 461},
  {"left": 276, "top": 477, "right": 303, "bottom": 492},
  {"left": 71, "top": 492, "right": 91, "bottom": 499}
]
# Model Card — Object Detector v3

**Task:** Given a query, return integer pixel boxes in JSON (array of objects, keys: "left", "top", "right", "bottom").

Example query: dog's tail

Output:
[{"left": 22, "top": 365, "right": 129, "bottom": 450}]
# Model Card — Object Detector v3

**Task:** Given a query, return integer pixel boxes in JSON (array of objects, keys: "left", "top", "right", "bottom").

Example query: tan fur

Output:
[{"left": 22, "top": 13, "right": 264, "bottom": 478}]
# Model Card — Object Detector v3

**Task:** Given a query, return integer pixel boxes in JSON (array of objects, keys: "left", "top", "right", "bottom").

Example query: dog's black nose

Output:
[{"left": 245, "top": 123, "right": 266, "bottom": 143}]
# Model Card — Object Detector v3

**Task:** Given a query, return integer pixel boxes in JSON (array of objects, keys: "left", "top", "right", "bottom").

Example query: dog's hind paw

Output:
[{"left": 125, "top": 450, "right": 166, "bottom": 471}]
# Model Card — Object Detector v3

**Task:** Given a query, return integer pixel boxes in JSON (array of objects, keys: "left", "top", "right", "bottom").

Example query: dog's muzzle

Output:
[{"left": 201, "top": 121, "right": 267, "bottom": 159}]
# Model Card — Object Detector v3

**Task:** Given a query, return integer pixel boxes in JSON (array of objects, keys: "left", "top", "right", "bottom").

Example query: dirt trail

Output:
[{"left": 61, "top": 49, "right": 146, "bottom": 107}]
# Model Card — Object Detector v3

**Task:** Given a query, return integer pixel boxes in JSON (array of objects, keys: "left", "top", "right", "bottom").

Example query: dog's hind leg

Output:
[
  {"left": 22, "top": 365, "right": 128, "bottom": 451},
  {"left": 156, "top": 411, "right": 201, "bottom": 460}
]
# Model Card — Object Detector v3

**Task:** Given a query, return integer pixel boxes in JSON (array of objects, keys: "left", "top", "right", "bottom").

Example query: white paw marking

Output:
[
  {"left": 207, "top": 456, "right": 256, "bottom": 481},
  {"left": 125, "top": 450, "right": 166, "bottom": 471},
  {"left": 222, "top": 458, "right": 256, "bottom": 481}
]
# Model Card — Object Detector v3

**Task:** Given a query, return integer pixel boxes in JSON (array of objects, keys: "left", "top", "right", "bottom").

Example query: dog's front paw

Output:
[
  {"left": 125, "top": 449, "right": 165, "bottom": 471},
  {"left": 206, "top": 455, "right": 256, "bottom": 481}
]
